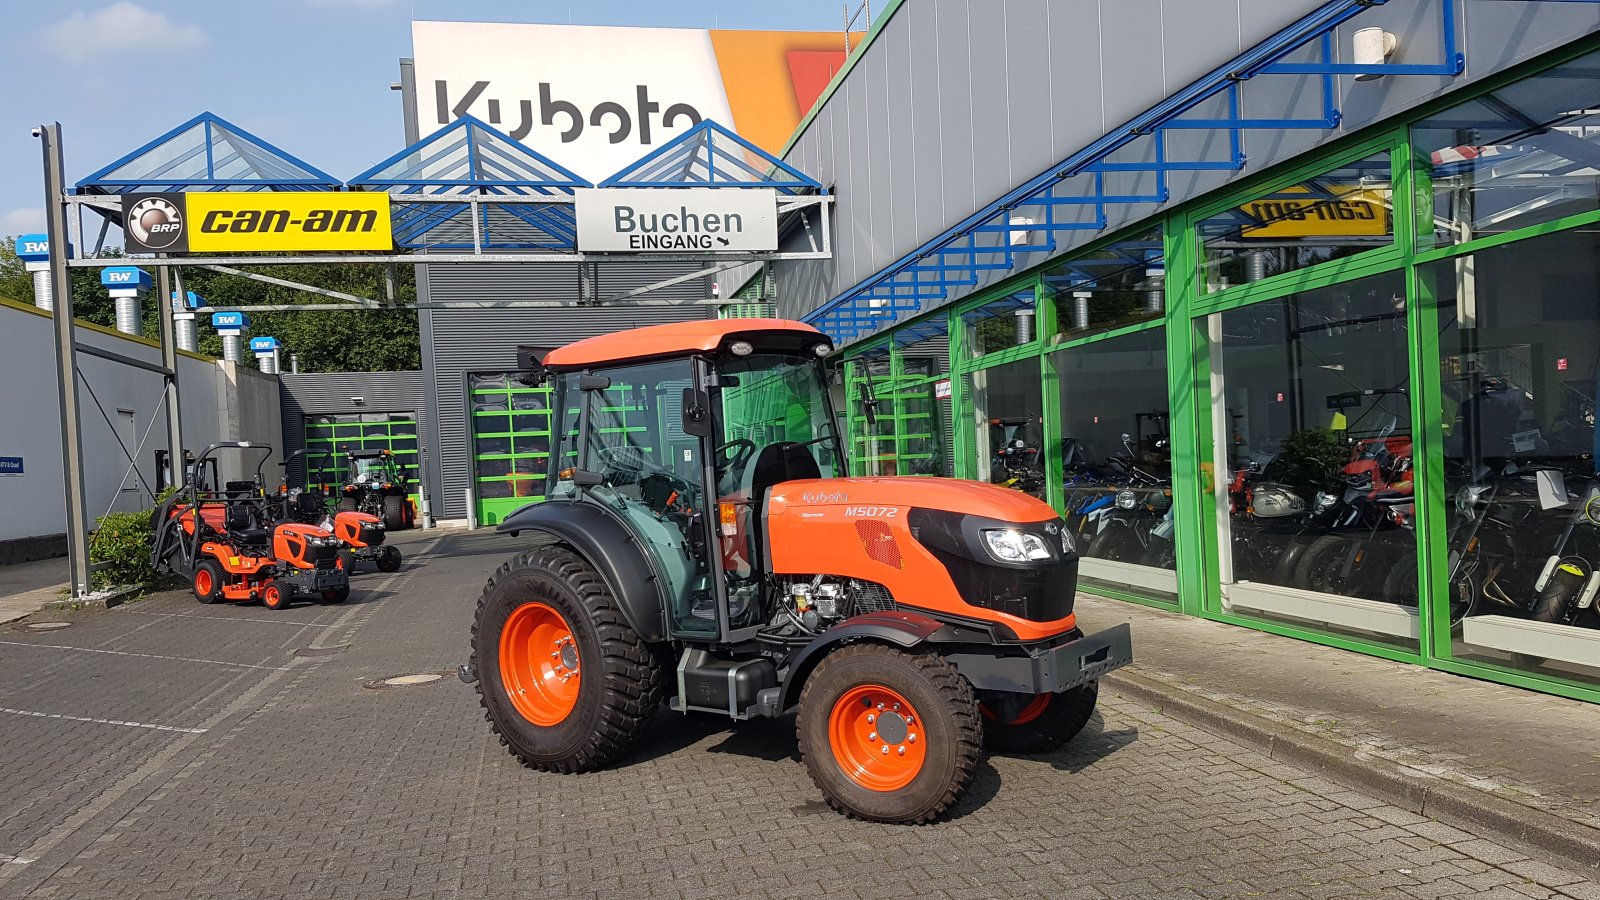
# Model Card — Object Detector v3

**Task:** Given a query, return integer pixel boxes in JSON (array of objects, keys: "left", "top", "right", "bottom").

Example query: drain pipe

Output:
[
  {"left": 289, "top": 353, "right": 300, "bottom": 374},
  {"left": 101, "top": 266, "right": 153, "bottom": 336}
]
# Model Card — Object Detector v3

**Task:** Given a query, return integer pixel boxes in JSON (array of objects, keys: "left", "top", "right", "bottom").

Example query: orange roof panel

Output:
[{"left": 542, "top": 318, "right": 827, "bottom": 370}]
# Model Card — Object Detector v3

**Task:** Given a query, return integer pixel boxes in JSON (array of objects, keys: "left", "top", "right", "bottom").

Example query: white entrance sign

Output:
[{"left": 574, "top": 188, "right": 778, "bottom": 253}]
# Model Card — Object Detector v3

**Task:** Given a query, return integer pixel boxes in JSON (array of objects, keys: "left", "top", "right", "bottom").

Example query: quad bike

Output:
[
  {"left": 462, "top": 319, "right": 1132, "bottom": 824},
  {"left": 276, "top": 449, "right": 401, "bottom": 575},
  {"left": 338, "top": 448, "right": 416, "bottom": 531},
  {"left": 150, "top": 442, "right": 350, "bottom": 609}
]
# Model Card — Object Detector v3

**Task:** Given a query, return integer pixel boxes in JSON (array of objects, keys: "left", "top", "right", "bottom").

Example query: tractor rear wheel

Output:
[
  {"left": 980, "top": 682, "right": 1099, "bottom": 753},
  {"left": 797, "top": 644, "right": 981, "bottom": 824},
  {"left": 471, "top": 547, "right": 664, "bottom": 773},
  {"left": 192, "top": 559, "right": 224, "bottom": 604},
  {"left": 337, "top": 497, "right": 357, "bottom": 513},
  {"left": 318, "top": 586, "right": 350, "bottom": 604},
  {"left": 382, "top": 495, "right": 407, "bottom": 530}
]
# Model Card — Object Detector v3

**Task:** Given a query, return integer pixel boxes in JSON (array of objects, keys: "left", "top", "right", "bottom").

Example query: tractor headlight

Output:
[
  {"left": 1116, "top": 489, "right": 1138, "bottom": 510},
  {"left": 982, "top": 528, "right": 1053, "bottom": 562}
]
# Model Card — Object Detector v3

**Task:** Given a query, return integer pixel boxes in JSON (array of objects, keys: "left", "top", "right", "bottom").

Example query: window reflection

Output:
[{"left": 1045, "top": 229, "right": 1165, "bottom": 337}]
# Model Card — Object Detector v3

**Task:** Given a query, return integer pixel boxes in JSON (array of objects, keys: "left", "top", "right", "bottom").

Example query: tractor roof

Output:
[
  {"left": 542, "top": 319, "right": 828, "bottom": 371},
  {"left": 348, "top": 449, "right": 391, "bottom": 459}
]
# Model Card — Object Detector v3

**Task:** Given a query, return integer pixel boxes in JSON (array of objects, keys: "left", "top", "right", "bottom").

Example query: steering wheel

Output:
[
  {"left": 595, "top": 445, "right": 652, "bottom": 474},
  {"left": 714, "top": 439, "right": 757, "bottom": 473}
]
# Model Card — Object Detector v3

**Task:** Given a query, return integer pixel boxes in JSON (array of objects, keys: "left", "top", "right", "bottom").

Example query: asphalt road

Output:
[{"left": 0, "top": 528, "right": 1593, "bottom": 900}]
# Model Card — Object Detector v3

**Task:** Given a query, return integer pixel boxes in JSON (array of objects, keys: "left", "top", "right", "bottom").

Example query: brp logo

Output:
[{"left": 126, "top": 197, "right": 184, "bottom": 249}]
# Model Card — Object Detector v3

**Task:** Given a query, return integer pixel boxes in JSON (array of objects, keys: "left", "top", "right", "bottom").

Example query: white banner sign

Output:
[{"left": 575, "top": 188, "right": 777, "bottom": 253}]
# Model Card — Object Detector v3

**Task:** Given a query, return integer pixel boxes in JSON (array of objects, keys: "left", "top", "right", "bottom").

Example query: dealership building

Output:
[{"left": 12, "top": 0, "right": 1600, "bottom": 703}]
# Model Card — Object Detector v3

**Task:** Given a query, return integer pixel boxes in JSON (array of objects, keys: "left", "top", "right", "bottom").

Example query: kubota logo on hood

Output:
[{"left": 801, "top": 490, "right": 848, "bottom": 505}]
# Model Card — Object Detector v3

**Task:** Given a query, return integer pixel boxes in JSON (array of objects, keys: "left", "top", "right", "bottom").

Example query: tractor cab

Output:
[
  {"left": 534, "top": 324, "right": 842, "bottom": 640},
  {"left": 475, "top": 318, "right": 1133, "bottom": 824}
]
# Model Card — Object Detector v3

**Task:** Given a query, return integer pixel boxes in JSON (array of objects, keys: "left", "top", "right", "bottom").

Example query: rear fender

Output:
[
  {"left": 777, "top": 610, "right": 949, "bottom": 712},
  {"left": 497, "top": 501, "right": 669, "bottom": 643}
]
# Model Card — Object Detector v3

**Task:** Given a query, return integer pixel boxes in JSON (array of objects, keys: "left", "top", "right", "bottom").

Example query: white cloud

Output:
[
  {"left": 0, "top": 208, "right": 44, "bottom": 237},
  {"left": 40, "top": 2, "right": 206, "bottom": 64}
]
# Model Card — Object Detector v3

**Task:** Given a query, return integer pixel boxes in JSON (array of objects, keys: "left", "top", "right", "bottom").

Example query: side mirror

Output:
[{"left": 682, "top": 387, "right": 713, "bottom": 438}]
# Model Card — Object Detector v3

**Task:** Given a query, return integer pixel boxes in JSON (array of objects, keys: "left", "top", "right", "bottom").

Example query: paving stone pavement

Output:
[{"left": 1, "top": 529, "right": 1596, "bottom": 899}]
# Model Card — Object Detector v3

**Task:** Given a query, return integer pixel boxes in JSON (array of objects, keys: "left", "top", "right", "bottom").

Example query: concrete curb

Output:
[{"left": 1104, "top": 668, "right": 1600, "bottom": 873}]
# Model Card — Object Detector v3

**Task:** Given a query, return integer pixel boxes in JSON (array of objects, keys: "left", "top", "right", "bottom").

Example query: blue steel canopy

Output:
[
  {"left": 806, "top": 0, "right": 1600, "bottom": 344},
  {"left": 76, "top": 112, "right": 339, "bottom": 194},
  {"left": 347, "top": 115, "right": 591, "bottom": 250},
  {"left": 600, "top": 119, "right": 823, "bottom": 194}
]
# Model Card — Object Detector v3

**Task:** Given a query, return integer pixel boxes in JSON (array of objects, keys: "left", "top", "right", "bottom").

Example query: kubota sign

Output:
[
  {"left": 574, "top": 187, "right": 777, "bottom": 252},
  {"left": 120, "top": 192, "right": 393, "bottom": 254}
]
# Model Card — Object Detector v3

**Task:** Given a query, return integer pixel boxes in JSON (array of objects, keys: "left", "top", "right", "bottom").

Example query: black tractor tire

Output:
[
  {"left": 376, "top": 545, "right": 403, "bottom": 573},
  {"left": 260, "top": 579, "right": 290, "bottom": 611},
  {"left": 1294, "top": 534, "right": 1381, "bottom": 598},
  {"left": 192, "top": 559, "right": 225, "bottom": 604},
  {"left": 1087, "top": 524, "right": 1143, "bottom": 564},
  {"left": 382, "top": 494, "right": 408, "bottom": 531},
  {"left": 471, "top": 546, "right": 664, "bottom": 773},
  {"left": 338, "top": 548, "right": 358, "bottom": 575},
  {"left": 796, "top": 644, "right": 981, "bottom": 824},
  {"left": 336, "top": 497, "right": 358, "bottom": 513},
  {"left": 981, "top": 682, "right": 1099, "bottom": 754},
  {"left": 318, "top": 585, "right": 350, "bottom": 604}
]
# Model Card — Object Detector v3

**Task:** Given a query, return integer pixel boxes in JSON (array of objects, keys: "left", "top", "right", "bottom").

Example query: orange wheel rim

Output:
[
  {"left": 499, "top": 602, "right": 580, "bottom": 726},
  {"left": 264, "top": 586, "right": 280, "bottom": 605},
  {"left": 1010, "top": 693, "right": 1052, "bottom": 726},
  {"left": 195, "top": 569, "right": 213, "bottom": 595},
  {"left": 828, "top": 684, "right": 927, "bottom": 792}
]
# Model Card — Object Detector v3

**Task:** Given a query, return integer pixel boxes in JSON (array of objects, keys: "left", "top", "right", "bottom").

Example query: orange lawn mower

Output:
[
  {"left": 275, "top": 449, "right": 402, "bottom": 574},
  {"left": 151, "top": 442, "right": 351, "bottom": 609}
]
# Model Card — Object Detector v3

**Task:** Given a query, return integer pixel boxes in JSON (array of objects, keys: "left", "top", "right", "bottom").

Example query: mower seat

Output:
[{"left": 224, "top": 506, "right": 271, "bottom": 547}]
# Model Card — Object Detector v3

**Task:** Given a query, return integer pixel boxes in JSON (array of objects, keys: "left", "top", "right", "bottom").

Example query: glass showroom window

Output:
[
  {"left": 887, "top": 316, "right": 954, "bottom": 477},
  {"left": 963, "top": 287, "right": 1039, "bottom": 358},
  {"left": 1207, "top": 270, "right": 1417, "bottom": 649},
  {"left": 1423, "top": 228, "right": 1600, "bottom": 685},
  {"left": 965, "top": 356, "right": 1045, "bottom": 499},
  {"left": 1054, "top": 327, "right": 1176, "bottom": 603},
  {"left": 1198, "top": 152, "right": 1394, "bottom": 293},
  {"left": 845, "top": 345, "right": 898, "bottom": 476},
  {"left": 1415, "top": 48, "right": 1600, "bottom": 250},
  {"left": 1046, "top": 228, "right": 1165, "bottom": 338}
]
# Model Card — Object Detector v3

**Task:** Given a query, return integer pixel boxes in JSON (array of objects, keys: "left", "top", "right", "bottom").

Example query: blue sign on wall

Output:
[
  {"left": 211, "top": 311, "right": 250, "bottom": 330},
  {"left": 249, "top": 336, "right": 279, "bottom": 353},
  {"left": 101, "top": 266, "right": 152, "bottom": 290},
  {"left": 0, "top": 456, "right": 22, "bottom": 476},
  {"left": 15, "top": 235, "right": 49, "bottom": 263}
]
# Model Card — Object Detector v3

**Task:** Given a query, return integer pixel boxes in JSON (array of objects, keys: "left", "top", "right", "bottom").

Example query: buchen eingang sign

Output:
[{"left": 574, "top": 187, "right": 777, "bottom": 252}]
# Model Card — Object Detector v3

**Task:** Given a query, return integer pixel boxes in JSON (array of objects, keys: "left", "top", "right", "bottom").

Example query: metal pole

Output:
[
  {"left": 171, "top": 266, "right": 197, "bottom": 351},
  {"left": 40, "top": 123, "right": 91, "bottom": 598},
  {"left": 156, "top": 263, "right": 183, "bottom": 497}
]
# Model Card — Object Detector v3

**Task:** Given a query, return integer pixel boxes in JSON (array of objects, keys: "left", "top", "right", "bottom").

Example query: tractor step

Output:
[{"left": 671, "top": 648, "right": 780, "bottom": 719}]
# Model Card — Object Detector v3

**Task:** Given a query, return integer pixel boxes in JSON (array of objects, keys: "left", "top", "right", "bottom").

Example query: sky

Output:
[{"left": 0, "top": 0, "right": 859, "bottom": 238}]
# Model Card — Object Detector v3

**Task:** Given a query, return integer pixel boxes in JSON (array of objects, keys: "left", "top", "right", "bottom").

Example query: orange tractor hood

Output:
[{"left": 768, "top": 477, "right": 1057, "bottom": 523}]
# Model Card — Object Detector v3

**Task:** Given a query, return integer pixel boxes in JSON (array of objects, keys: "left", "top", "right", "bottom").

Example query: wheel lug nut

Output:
[
  {"left": 898, "top": 746, "right": 906, "bottom": 756},
  {"left": 866, "top": 714, "right": 875, "bottom": 724},
  {"left": 909, "top": 733, "right": 917, "bottom": 743},
  {"left": 877, "top": 703, "right": 885, "bottom": 710},
  {"left": 893, "top": 704, "right": 901, "bottom": 711},
  {"left": 881, "top": 745, "right": 889, "bottom": 755},
  {"left": 868, "top": 732, "right": 877, "bottom": 741}
]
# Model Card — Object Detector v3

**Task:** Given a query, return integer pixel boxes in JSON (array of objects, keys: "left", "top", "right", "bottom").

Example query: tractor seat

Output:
[{"left": 224, "top": 506, "right": 271, "bottom": 547}]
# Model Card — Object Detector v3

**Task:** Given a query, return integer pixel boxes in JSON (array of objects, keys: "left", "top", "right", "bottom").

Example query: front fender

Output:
[
  {"left": 497, "top": 500, "right": 668, "bottom": 643},
  {"left": 778, "top": 610, "right": 948, "bottom": 711}
]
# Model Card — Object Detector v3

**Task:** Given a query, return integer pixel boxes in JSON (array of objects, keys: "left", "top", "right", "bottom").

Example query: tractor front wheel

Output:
[
  {"left": 261, "top": 579, "right": 290, "bottom": 611},
  {"left": 192, "top": 559, "right": 224, "bottom": 604},
  {"left": 797, "top": 644, "right": 981, "bottom": 824},
  {"left": 471, "top": 547, "right": 664, "bottom": 773},
  {"left": 318, "top": 585, "right": 350, "bottom": 604},
  {"left": 376, "top": 545, "right": 402, "bottom": 573},
  {"left": 980, "top": 682, "right": 1099, "bottom": 753}
]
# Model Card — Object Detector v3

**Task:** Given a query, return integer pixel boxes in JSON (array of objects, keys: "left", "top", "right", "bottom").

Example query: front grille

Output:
[
  {"left": 923, "top": 545, "right": 1078, "bottom": 622},
  {"left": 854, "top": 520, "right": 903, "bottom": 569}
]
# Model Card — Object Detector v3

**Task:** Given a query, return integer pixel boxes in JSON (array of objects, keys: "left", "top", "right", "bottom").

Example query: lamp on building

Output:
[{"left": 1353, "top": 27, "right": 1397, "bottom": 82}]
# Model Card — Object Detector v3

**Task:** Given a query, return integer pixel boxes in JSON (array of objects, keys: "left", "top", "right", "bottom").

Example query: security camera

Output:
[{"left": 30, "top": 127, "right": 43, "bottom": 138}]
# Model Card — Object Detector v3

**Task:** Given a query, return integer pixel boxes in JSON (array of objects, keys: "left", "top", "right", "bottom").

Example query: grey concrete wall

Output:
[
  {"left": 0, "top": 301, "right": 280, "bottom": 546},
  {"left": 774, "top": 0, "right": 1600, "bottom": 323}
]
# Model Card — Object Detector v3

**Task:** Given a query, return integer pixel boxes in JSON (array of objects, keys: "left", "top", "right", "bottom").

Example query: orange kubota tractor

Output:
[
  {"left": 151, "top": 442, "right": 351, "bottom": 609},
  {"left": 275, "top": 449, "right": 402, "bottom": 574},
  {"left": 463, "top": 320, "right": 1132, "bottom": 823}
]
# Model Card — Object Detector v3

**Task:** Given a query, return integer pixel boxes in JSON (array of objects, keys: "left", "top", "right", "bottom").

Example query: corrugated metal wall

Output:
[
  {"left": 278, "top": 371, "right": 429, "bottom": 480},
  {"left": 774, "top": 0, "right": 1600, "bottom": 323}
]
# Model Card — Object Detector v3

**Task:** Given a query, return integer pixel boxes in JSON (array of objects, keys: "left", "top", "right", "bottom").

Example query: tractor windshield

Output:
[{"left": 715, "top": 352, "right": 843, "bottom": 489}]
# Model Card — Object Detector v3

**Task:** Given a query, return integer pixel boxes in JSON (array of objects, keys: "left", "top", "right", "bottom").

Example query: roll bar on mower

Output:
[{"left": 151, "top": 441, "right": 276, "bottom": 578}]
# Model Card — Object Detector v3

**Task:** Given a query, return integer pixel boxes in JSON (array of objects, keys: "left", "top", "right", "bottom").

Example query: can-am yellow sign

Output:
[
  {"left": 121, "top": 192, "right": 392, "bottom": 253},
  {"left": 1237, "top": 185, "right": 1389, "bottom": 239}
]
